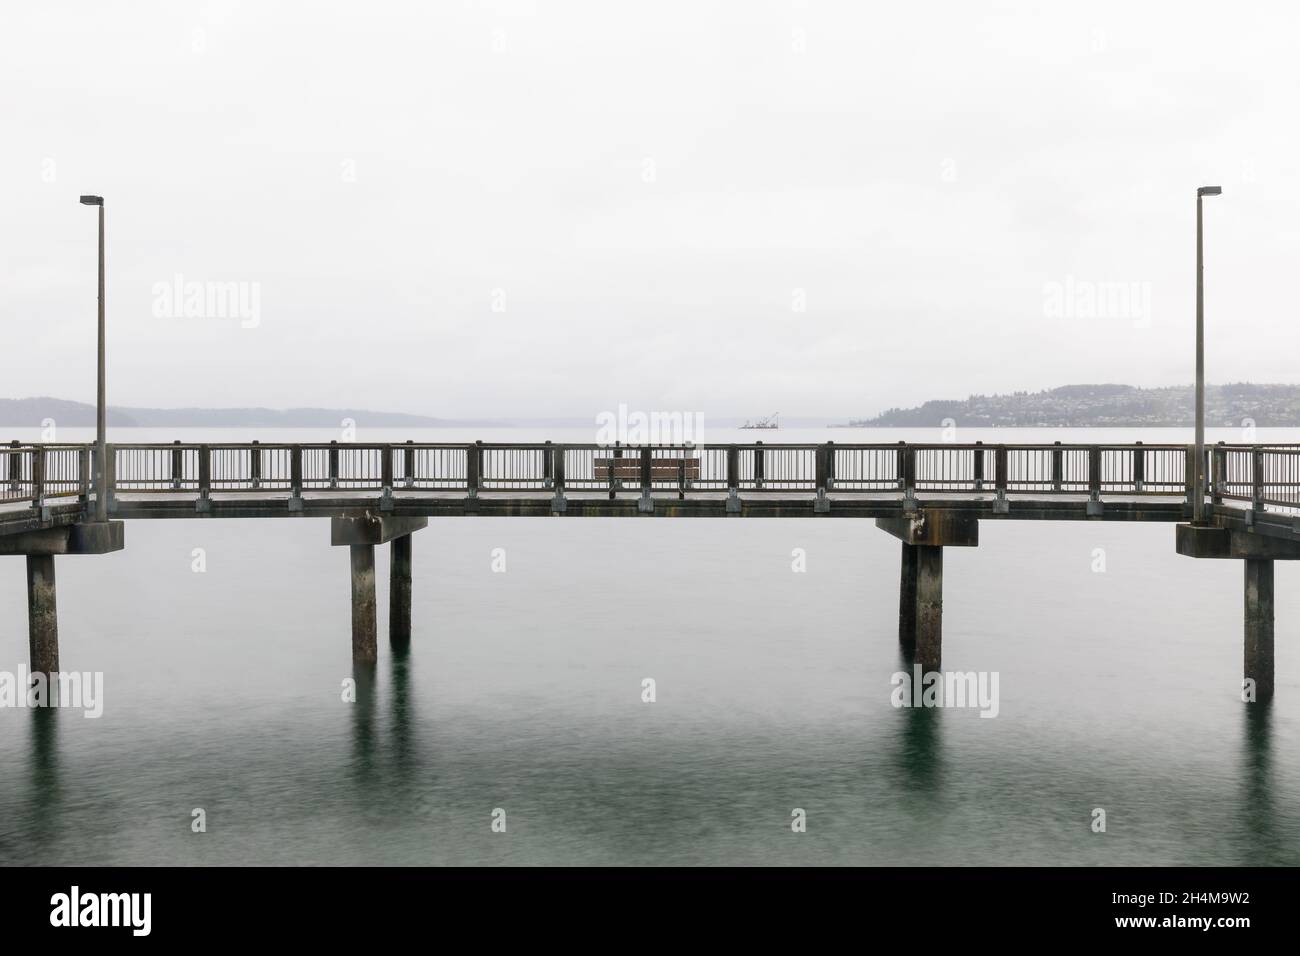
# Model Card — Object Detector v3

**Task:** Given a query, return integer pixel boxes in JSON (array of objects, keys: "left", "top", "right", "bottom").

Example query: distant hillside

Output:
[
  {"left": 846, "top": 384, "right": 1300, "bottom": 427},
  {"left": 0, "top": 397, "right": 504, "bottom": 428}
]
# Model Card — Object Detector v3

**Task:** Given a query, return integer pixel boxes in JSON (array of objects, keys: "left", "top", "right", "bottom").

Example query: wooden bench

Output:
[{"left": 592, "top": 457, "right": 700, "bottom": 482}]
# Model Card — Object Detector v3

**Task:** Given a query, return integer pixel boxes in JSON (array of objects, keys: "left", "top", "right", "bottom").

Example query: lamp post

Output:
[
  {"left": 79, "top": 194, "right": 107, "bottom": 521},
  {"left": 1193, "top": 185, "right": 1221, "bottom": 524}
]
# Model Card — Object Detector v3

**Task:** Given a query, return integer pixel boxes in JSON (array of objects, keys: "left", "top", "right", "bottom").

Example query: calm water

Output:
[{"left": 1, "top": 426, "right": 1298, "bottom": 866}]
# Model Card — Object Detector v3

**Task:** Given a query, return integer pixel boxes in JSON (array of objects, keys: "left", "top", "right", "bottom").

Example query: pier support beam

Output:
[
  {"left": 350, "top": 544, "right": 377, "bottom": 665},
  {"left": 26, "top": 555, "right": 59, "bottom": 676},
  {"left": 1244, "top": 559, "right": 1274, "bottom": 702},
  {"left": 389, "top": 533, "right": 413, "bottom": 653}
]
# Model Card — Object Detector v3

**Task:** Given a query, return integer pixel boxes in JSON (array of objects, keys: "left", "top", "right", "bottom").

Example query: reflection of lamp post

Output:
[
  {"left": 79, "top": 194, "right": 107, "bottom": 521},
  {"left": 1194, "top": 185, "right": 1221, "bottom": 524}
]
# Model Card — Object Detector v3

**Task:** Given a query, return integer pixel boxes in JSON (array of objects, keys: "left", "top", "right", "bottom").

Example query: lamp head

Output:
[
  {"left": 79, "top": 195, "right": 103, "bottom": 205},
  {"left": 1198, "top": 186, "right": 1222, "bottom": 197}
]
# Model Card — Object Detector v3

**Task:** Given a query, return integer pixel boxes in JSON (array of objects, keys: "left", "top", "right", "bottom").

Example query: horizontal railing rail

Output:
[{"left": 3, "top": 441, "right": 1299, "bottom": 517}]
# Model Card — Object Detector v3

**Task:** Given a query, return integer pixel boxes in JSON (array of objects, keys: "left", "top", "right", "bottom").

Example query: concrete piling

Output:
[
  {"left": 350, "top": 543, "right": 377, "bottom": 665},
  {"left": 389, "top": 533, "right": 413, "bottom": 652},
  {"left": 914, "top": 545, "right": 943, "bottom": 672},
  {"left": 898, "top": 542, "right": 943, "bottom": 670},
  {"left": 899, "top": 543, "right": 918, "bottom": 651},
  {"left": 26, "top": 554, "right": 59, "bottom": 676},
  {"left": 1244, "top": 558, "right": 1275, "bottom": 702}
]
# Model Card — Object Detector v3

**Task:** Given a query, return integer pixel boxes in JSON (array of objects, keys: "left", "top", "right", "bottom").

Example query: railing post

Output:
[
  {"left": 551, "top": 443, "right": 566, "bottom": 512},
  {"left": 1212, "top": 441, "right": 1226, "bottom": 504},
  {"left": 404, "top": 440, "right": 416, "bottom": 488},
  {"left": 1252, "top": 447, "right": 1264, "bottom": 511},
  {"left": 677, "top": 457, "right": 686, "bottom": 500},
  {"left": 1133, "top": 441, "right": 1145, "bottom": 493},
  {"left": 328, "top": 440, "right": 340, "bottom": 489},
  {"left": 543, "top": 440, "right": 553, "bottom": 490},
  {"left": 902, "top": 444, "right": 917, "bottom": 499},
  {"left": 607, "top": 443, "right": 619, "bottom": 500},
  {"left": 31, "top": 445, "right": 45, "bottom": 510},
  {"left": 1203, "top": 446, "right": 1213, "bottom": 506},
  {"left": 91, "top": 442, "right": 104, "bottom": 511},
  {"left": 1088, "top": 446, "right": 1102, "bottom": 500},
  {"left": 1051, "top": 441, "right": 1063, "bottom": 492},
  {"left": 973, "top": 441, "right": 984, "bottom": 491},
  {"left": 995, "top": 445, "right": 1008, "bottom": 501},
  {"left": 171, "top": 439, "right": 183, "bottom": 489},
  {"left": 290, "top": 445, "right": 303, "bottom": 502},
  {"left": 552, "top": 445, "right": 565, "bottom": 494},
  {"left": 78, "top": 445, "right": 91, "bottom": 501},
  {"left": 637, "top": 445, "right": 653, "bottom": 512},
  {"left": 754, "top": 440, "right": 765, "bottom": 490},
  {"left": 379, "top": 443, "right": 393, "bottom": 508},
  {"left": 811, "top": 442, "right": 834, "bottom": 513},
  {"left": 1184, "top": 445, "right": 1197, "bottom": 510},
  {"left": 250, "top": 439, "right": 262, "bottom": 489},
  {"left": 726, "top": 444, "right": 741, "bottom": 513},
  {"left": 467, "top": 440, "right": 481, "bottom": 497},
  {"left": 105, "top": 443, "right": 116, "bottom": 513},
  {"left": 198, "top": 444, "right": 211, "bottom": 501},
  {"left": 9, "top": 439, "right": 22, "bottom": 493}
]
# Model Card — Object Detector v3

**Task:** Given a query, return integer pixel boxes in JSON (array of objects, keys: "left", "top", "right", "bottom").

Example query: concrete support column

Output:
[
  {"left": 389, "top": 533, "right": 413, "bottom": 652},
  {"left": 26, "top": 554, "right": 59, "bottom": 676},
  {"left": 898, "top": 543, "right": 943, "bottom": 670},
  {"left": 899, "top": 543, "right": 919, "bottom": 650},
  {"left": 1244, "top": 558, "right": 1274, "bottom": 702},
  {"left": 350, "top": 543, "right": 377, "bottom": 665},
  {"left": 915, "top": 546, "right": 943, "bottom": 672}
]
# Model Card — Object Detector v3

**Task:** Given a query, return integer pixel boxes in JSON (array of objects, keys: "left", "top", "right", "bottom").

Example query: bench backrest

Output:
[{"left": 592, "top": 457, "right": 701, "bottom": 480}]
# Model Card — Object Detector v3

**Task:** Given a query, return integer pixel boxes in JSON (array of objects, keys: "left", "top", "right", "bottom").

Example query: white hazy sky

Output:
[{"left": 2, "top": 0, "right": 1298, "bottom": 419}]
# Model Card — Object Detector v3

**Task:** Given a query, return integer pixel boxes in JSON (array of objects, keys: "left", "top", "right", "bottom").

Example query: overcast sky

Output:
[{"left": 3, "top": 1, "right": 1298, "bottom": 419}]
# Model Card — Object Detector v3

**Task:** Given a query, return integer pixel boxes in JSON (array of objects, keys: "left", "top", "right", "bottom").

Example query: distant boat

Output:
[{"left": 740, "top": 412, "right": 779, "bottom": 430}]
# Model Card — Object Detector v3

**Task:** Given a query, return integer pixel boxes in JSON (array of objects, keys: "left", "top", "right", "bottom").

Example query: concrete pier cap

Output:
[
  {"left": 876, "top": 510, "right": 979, "bottom": 548},
  {"left": 330, "top": 514, "right": 428, "bottom": 547},
  {"left": 1175, "top": 523, "right": 1300, "bottom": 561},
  {"left": 0, "top": 521, "right": 125, "bottom": 556}
]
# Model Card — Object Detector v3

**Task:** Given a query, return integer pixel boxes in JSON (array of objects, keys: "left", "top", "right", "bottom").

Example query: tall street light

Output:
[
  {"left": 79, "top": 194, "right": 107, "bottom": 522},
  {"left": 1194, "top": 185, "right": 1222, "bottom": 524}
]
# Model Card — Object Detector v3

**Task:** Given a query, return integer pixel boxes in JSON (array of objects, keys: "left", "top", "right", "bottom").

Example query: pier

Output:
[{"left": 3, "top": 439, "right": 1298, "bottom": 699}]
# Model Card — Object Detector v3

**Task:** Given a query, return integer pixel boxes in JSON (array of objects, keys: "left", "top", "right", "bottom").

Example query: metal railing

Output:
[
  {"left": 4, "top": 440, "right": 1300, "bottom": 517},
  {"left": 2, "top": 442, "right": 93, "bottom": 506},
  {"left": 1213, "top": 443, "right": 1300, "bottom": 512}
]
